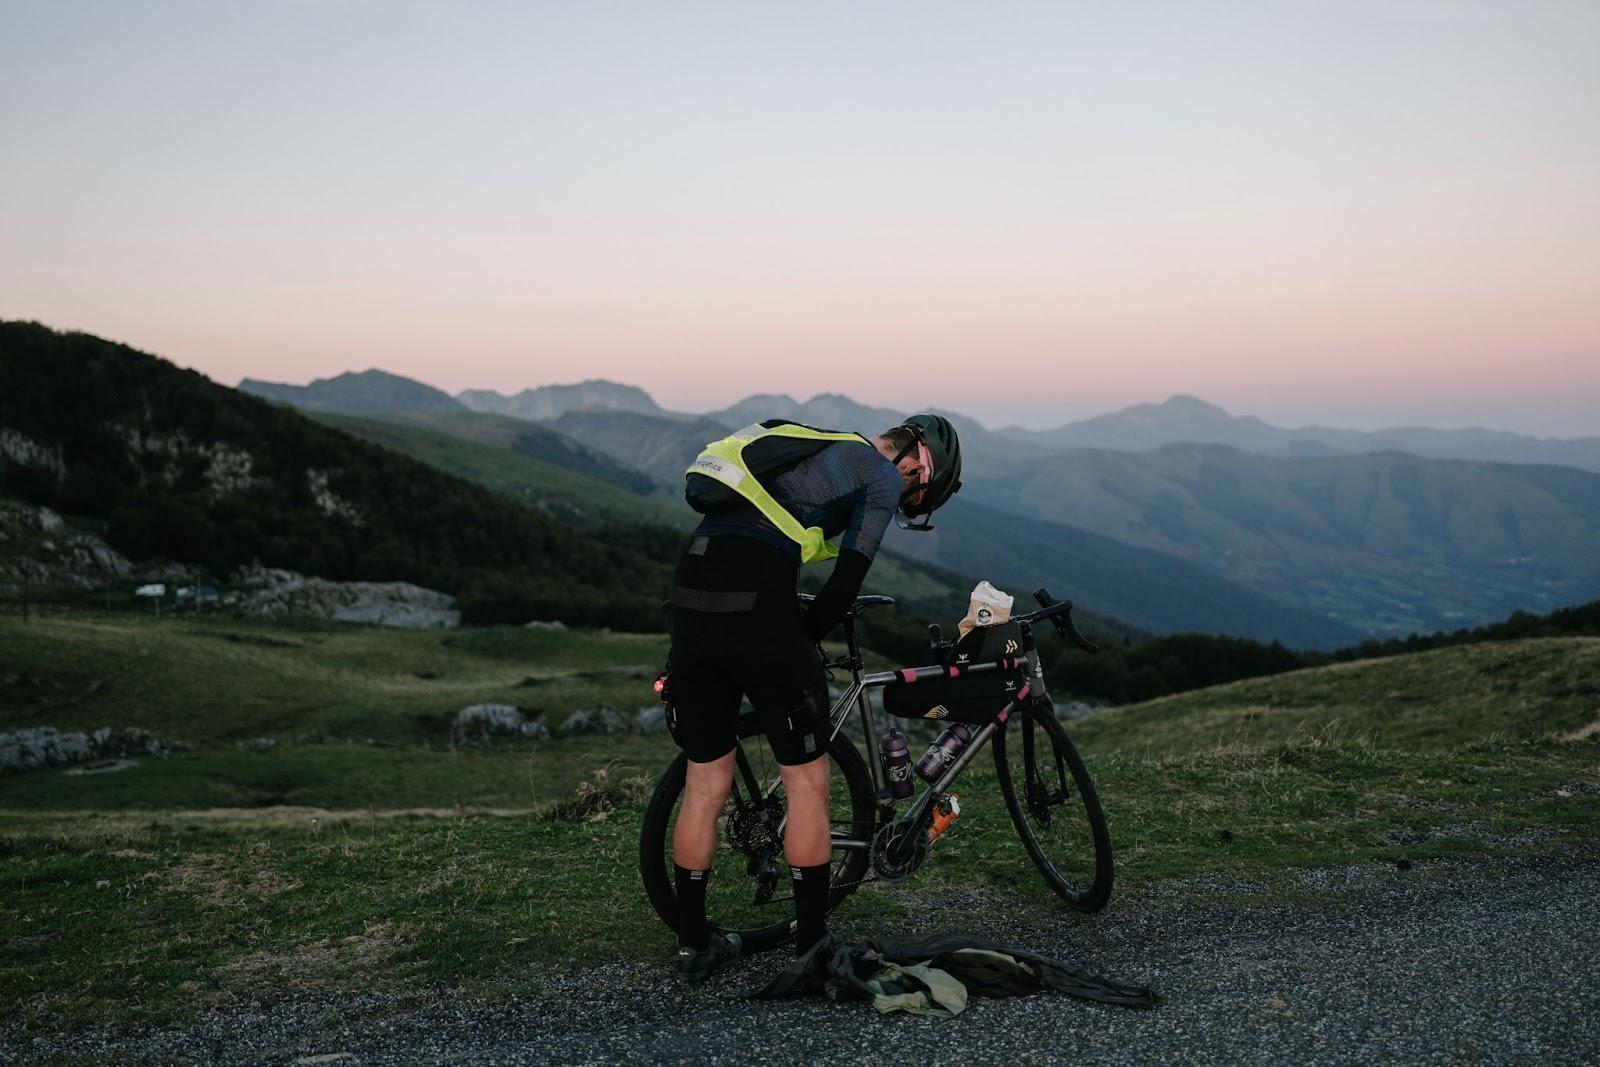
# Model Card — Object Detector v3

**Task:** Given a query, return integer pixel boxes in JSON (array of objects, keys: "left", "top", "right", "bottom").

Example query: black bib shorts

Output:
[{"left": 666, "top": 534, "right": 831, "bottom": 766}]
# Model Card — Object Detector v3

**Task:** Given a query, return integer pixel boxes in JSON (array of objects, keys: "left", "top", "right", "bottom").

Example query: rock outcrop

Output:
[
  {"left": 0, "top": 726, "right": 185, "bottom": 775},
  {"left": 450, "top": 704, "right": 549, "bottom": 748},
  {"left": 0, "top": 500, "right": 136, "bottom": 590},
  {"left": 231, "top": 567, "right": 460, "bottom": 629},
  {"left": 556, "top": 707, "right": 633, "bottom": 737}
]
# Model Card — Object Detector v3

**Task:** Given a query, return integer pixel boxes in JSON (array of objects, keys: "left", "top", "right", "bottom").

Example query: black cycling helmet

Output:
[{"left": 895, "top": 413, "right": 962, "bottom": 526}]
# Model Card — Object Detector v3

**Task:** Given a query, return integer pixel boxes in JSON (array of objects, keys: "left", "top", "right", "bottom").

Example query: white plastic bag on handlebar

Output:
[{"left": 956, "top": 580, "right": 1014, "bottom": 640}]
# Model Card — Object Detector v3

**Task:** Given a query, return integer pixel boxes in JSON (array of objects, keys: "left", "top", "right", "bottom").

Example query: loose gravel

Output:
[{"left": 7, "top": 851, "right": 1598, "bottom": 1065}]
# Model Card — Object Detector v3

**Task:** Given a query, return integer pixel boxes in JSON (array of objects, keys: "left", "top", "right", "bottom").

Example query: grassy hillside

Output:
[
  {"left": 361, "top": 409, "right": 665, "bottom": 496},
  {"left": 544, "top": 409, "right": 734, "bottom": 487},
  {"left": 3, "top": 611, "right": 1595, "bottom": 1029},
  {"left": 1074, "top": 636, "right": 1600, "bottom": 754},
  {"left": 0, "top": 610, "right": 668, "bottom": 745},
  {"left": 965, "top": 442, "right": 1600, "bottom": 637},
  {"left": 312, "top": 412, "right": 689, "bottom": 528},
  {"left": 892, "top": 497, "right": 1361, "bottom": 649}
]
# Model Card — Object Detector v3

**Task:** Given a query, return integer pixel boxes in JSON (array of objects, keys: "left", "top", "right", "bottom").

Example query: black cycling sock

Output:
[
  {"left": 675, "top": 864, "right": 710, "bottom": 950},
  {"left": 792, "top": 862, "right": 831, "bottom": 955}
]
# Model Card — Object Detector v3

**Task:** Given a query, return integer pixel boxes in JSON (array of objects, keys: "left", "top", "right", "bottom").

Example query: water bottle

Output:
[
  {"left": 880, "top": 728, "right": 913, "bottom": 800},
  {"left": 927, "top": 793, "right": 961, "bottom": 843},
  {"left": 915, "top": 723, "right": 972, "bottom": 783}
]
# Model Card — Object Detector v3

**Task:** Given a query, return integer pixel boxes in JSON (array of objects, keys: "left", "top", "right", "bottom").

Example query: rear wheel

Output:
[
  {"left": 992, "top": 696, "right": 1113, "bottom": 911},
  {"left": 639, "top": 725, "right": 875, "bottom": 952}
]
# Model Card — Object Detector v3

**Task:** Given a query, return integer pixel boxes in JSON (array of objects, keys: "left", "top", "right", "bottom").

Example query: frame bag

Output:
[{"left": 880, "top": 621, "right": 1029, "bottom": 725}]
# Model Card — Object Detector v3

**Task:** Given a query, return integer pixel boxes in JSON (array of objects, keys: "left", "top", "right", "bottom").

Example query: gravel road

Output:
[{"left": 7, "top": 851, "right": 1598, "bottom": 1065}]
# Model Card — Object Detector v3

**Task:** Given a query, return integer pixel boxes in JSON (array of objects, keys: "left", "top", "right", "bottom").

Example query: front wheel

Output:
[
  {"left": 639, "top": 726, "right": 875, "bottom": 953},
  {"left": 992, "top": 696, "right": 1113, "bottom": 911}
]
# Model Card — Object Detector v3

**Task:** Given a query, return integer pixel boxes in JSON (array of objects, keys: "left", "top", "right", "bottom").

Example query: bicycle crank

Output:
[{"left": 870, "top": 818, "right": 930, "bottom": 882}]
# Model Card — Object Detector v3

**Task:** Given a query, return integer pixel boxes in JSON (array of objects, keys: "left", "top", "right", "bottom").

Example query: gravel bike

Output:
[{"left": 639, "top": 588, "right": 1113, "bottom": 951}]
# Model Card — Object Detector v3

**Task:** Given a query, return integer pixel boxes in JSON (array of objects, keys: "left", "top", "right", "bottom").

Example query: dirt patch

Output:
[
  {"left": 65, "top": 758, "right": 139, "bottom": 775},
  {"left": 161, "top": 849, "right": 302, "bottom": 907},
  {"left": 219, "top": 922, "right": 422, "bottom": 993},
  {"left": 0, "top": 805, "right": 541, "bottom": 829},
  {"left": 1559, "top": 716, "right": 1600, "bottom": 742}
]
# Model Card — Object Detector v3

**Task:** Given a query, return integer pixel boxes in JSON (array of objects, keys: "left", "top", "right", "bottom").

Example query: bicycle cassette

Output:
[
  {"left": 870, "top": 819, "right": 930, "bottom": 882},
  {"left": 727, "top": 796, "right": 783, "bottom": 857}
]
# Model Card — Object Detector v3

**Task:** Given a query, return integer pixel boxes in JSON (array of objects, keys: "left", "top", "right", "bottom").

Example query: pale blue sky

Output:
[{"left": 3, "top": 1, "right": 1597, "bottom": 434}]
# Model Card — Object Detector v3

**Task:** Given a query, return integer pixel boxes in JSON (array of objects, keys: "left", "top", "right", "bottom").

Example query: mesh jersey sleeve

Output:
[
  {"left": 769, "top": 441, "right": 902, "bottom": 561},
  {"left": 839, "top": 450, "right": 903, "bottom": 559}
]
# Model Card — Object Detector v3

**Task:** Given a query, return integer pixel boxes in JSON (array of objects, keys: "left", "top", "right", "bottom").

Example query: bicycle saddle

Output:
[{"left": 796, "top": 593, "right": 896, "bottom": 615}]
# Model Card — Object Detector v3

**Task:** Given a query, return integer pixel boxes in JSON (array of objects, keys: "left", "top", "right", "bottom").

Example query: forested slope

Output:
[{"left": 0, "top": 321, "right": 677, "bottom": 628}]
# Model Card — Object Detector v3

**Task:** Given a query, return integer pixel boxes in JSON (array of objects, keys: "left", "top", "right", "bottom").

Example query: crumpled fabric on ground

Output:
[{"left": 745, "top": 931, "right": 1159, "bottom": 1018}]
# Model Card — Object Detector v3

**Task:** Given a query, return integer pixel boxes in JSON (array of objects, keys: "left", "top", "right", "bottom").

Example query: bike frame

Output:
[{"left": 808, "top": 608, "right": 1051, "bottom": 851}]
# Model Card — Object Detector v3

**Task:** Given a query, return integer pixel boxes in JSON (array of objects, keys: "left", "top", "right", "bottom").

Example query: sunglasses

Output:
[{"left": 901, "top": 438, "right": 935, "bottom": 510}]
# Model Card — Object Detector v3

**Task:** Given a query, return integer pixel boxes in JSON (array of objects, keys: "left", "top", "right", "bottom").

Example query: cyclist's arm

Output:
[
  {"left": 801, "top": 460, "right": 901, "bottom": 642},
  {"left": 803, "top": 549, "right": 872, "bottom": 643}
]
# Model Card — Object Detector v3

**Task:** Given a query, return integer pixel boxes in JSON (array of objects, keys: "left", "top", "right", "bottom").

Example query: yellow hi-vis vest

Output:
[{"left": 685, "top": 422, "right": 872, "bottom": 564}]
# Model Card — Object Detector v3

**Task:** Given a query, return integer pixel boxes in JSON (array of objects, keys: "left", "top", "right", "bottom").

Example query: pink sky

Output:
[{"left": 3, "top": 2, "right": 1598, "bottom": 435}]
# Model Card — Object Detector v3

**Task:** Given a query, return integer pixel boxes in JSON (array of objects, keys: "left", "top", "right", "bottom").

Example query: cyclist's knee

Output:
[
  {"left": 779, "top": 755, "right": 831, "bottom": 798},
  {"left": 684, "top": 750, "right": 735, "bottom": 805}
]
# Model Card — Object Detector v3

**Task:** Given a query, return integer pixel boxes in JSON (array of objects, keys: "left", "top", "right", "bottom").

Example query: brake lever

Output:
[{"left": 1033, "top": 587, "right": 1099, "bottom": 655}]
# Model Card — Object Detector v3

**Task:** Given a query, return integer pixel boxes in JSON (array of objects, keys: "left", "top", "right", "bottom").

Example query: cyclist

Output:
[{"left": 665, "top": 414, "right": 962, "bottom": 979}]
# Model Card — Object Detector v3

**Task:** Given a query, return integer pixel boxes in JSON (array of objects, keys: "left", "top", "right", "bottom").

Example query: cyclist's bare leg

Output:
[
  {"left": 778, "top": 755, "right": 831, "bottom": 866},
  {"left": 780, "top": 755, "right": 833, "bottom": 951},
  {"left": 673, "top": 750, "right": 735, "bottom": 869}
]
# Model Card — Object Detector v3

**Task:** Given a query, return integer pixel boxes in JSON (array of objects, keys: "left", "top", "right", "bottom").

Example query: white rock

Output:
[
  {"left": 232, "top": 565, "right": 460, "bottom": 629},
  {"left": 450, "top": 704, "right": 548, "bottom": 748},
  {"left": 557, "top": 707, "right": 633, "bottom": 737},
  {"left": 0, "top": 726, "right": 183, "bottom": 775}
]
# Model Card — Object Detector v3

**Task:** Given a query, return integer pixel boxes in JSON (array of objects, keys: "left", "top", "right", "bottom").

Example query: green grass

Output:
[
  {"left": 4, "top": 610, "right": 1598, "bottom": 1032},
  {"left": 0, "top": 740, "right": 676, "bottom": 812},
  {"left": 1072, "top": 636, "right": 1600, "bottom": 754},
  {"left": 0, "top": 609, "right": 670, "bottom": 745}
]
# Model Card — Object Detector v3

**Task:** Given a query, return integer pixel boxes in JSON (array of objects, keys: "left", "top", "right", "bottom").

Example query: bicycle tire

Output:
[
  {"left": 639, "top": 728, "right": 875, "bottom": 952},
  {"left": 991, "top": 695, "right": 1113, "bottom": 911}
]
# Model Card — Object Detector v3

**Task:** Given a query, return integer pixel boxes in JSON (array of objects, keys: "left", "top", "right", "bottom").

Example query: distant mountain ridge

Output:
[
  {"left": 707, "top": 392, "right": 904, "bottom": 434},
  {"left": 999, "top": 395, "right": 1600, "bottom": 473},
  {"left": 237, "top": 368, "right": 1599, "bottom": 473},
  {"left": 216, "top": 361, "right": 1600, "bottom": 644},
  {"left": 238, "top": 369, "right": 465, "bottom": 415},
  {"left": 458, "top": 380, "right": 671, "bottom": 421}
]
